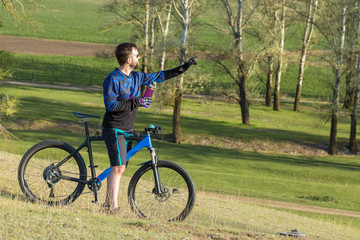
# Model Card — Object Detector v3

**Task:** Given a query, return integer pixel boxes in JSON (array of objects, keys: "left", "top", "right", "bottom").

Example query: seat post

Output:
[{"left": 84, "top": 119, "right": 90, "bottom": 137}]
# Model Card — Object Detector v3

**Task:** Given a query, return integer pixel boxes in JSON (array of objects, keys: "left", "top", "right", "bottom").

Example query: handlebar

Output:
[{"left": 145, "top": 124, "right": 162, "bottom": 134}]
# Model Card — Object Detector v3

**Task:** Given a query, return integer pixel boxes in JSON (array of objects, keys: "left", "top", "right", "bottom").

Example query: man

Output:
[{"left": 102, "top": 42, "right": 197, "bottom": 211}]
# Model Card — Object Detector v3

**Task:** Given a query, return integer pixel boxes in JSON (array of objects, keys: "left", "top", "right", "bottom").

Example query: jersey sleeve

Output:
[
  {"left": 138, "top": 71, "right": 166, "bottom": 86},
  {"left": 103, "top": 75, "right": 139, "bottom": 112}
]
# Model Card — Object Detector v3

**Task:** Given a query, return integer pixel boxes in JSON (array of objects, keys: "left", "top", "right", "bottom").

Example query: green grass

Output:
[
  {"left": 0, "top": 0, "right": 328, "bottom": 51},
  {"left": 10, "top": 53, "right": 338, "bottom": 101},
  {"left": 2, "top": 143, "right": 360, "bottom": 239},
  {"left": 0, "top": 0, "right": 133, "bottom": 44},
  {"left": 1, "top": 84, "right": 360, "bottom": 213}
]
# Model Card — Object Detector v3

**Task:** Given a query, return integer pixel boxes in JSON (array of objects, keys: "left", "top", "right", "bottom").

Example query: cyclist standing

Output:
[{"left": 102, "top": 42, "right": 197, "bottom": 212}]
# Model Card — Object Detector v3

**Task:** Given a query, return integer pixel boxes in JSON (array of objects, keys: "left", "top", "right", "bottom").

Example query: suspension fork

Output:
[{"left": 150, "top": 147, "right": 162, "bottom": 195}]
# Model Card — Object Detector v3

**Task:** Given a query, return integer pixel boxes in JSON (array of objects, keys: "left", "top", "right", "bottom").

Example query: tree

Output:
[
  {"left": 1, "top": 0, "right": 39, "bottom": 26},
  {"left": 171, "top": 0, "right": 196, "bottom": 143},
  {"left": 251, "top": 0, "right": 279, "bottom": 108},
  {"left": 315, "top": 1, "right": 348, "bottom": 155},
  {"left": 343, "top": 0, "right": 359, "bottom": 109},
  {"left": 348, "top": 0, "right": 360, "bottom": 153},
  {"left": 293, "top": 0, "right": 318, "bottom": 112},
  {"left": 217, "top": 0, "right": 263, "bottom": 125},
  {"left": 101, "top": 0, "right": 159, "bottom": 72},
  {"left": 273, "top": 0, "right": 285, "bottom": 111},
  {"left": 157, "top": 0, "right": 173, "bottom": 70}
]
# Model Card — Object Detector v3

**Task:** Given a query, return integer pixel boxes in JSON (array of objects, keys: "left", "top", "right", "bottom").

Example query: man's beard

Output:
[{"left": 131, "top": 61, "right": 140, "bottom": 69}]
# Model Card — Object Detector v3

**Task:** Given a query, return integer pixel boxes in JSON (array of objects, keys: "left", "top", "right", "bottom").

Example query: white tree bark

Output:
[
  {"left": 172, "top": 0, "right": 195, "bottom": 143},
  {"left": 293, "top": 0, "right": 318, "bottom": 111},
  {"left": 273, "top": 0, "right": 285, "bottom": 111},
  {"left": 329, "top": 3, "right": 347, "bottom": 155}
]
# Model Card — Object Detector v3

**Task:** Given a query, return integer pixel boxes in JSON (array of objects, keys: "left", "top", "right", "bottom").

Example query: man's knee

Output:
[{"left": 111, "top": 165, "right": 126, "bottom": 175}]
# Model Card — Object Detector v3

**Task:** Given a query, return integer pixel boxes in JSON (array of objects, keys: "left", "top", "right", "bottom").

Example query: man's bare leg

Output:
[{"left": 105, "top": 165, "right": 126, "bottom": 208}]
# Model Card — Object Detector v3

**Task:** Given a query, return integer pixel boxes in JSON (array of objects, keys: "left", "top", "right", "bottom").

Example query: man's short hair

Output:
[{"left": 115, "top": 43, "right": 138, "bottom": 65}]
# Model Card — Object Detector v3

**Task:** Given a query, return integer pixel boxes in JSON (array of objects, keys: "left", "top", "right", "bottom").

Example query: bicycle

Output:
[{"left": 18, "top": 111, "right": 196, "bottom": 221}]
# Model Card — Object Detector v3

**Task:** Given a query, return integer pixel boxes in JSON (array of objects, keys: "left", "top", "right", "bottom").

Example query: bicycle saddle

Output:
[{"left": 73, "top": 111, "right": 100, "bottom": 119}]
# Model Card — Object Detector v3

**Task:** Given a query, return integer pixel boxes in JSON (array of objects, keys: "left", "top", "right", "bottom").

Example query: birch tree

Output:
[
  {"left": 329, "top": 4, "right": 346, "bottom": 155},
  {"left": 2, "top": 0, "right": 39, "bottom": 25},
  {"left": 101, "top": 0, "right": 158, "bottom": 72},
  {"left": 348, "top": 0, "right": 359, "bottom": 153},
  {"left": 343, "top": 0, "right": 358, "bottom": 109},
  {"left": 171, "top": 0, "right": 195, "bottom": 143},
  {"left": 315, "top": 1, "right": 348, "bottom": 155},
  {"left": 273, "top": 0, "right": 285, "bottom": 111},
  {"left": 157, "top": 0, "right": 173, "bottom": 70},
  {"left": 349, "top": 53, "right": 360, "bottom": 152},
  {"left": 293, "top": 0, "right": 318, "bottom": 112},
  {"left": 218, "top": 0, "right": 263, "bottom": 125}
]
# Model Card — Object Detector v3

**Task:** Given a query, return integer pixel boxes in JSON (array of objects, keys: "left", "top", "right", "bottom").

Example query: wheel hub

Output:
[
  {"left": 154, "top": 186, "right": 170, "bottom": 202},
  {"left": 43, "top": 164, "right": 61, "bottom": 185}
]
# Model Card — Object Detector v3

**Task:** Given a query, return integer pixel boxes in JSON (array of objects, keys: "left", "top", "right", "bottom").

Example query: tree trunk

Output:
[
  {"left": 172, "top": 92, "right": 183, "bottom": 143},
  {"left": 348, "top": 1, "right": 360, "bottom": 153},
  {"left": 148, "top": 8, "right": 156, "bottom": 73},
  {"left": 160, "top": 1, "right": 172, "bottom": 70},
  {"left": 349, "top": 113, "right": 357, "bottom": 152},
  {"left": 329, "top": 5, "right": 347, "bottom": 155},
  {"left": 329, "top": 112, "right": 339, "bottom": 155},
  {"left": 142, "top": 0, "right": 150, "bottom": 73},
  {"left": 343, "top": 1, "right": 357, "bottom": 109},
  {"left": 265, "top": 56, "right": 273, "bottom": 107},
  {"left": 349, "top": 56, "right": 360, "bottom": 152},
  {"left": 172, "top": 0, "right": 191, "bottom": 143},
  {"left": 294, "top": 0, "right": 318, "bottom": 112},
  {"left": 239, "top": 76, "right": 250, "bottom": 124},
  {"left": 273, "top": 0, "right": 285, "bottom": 111}
]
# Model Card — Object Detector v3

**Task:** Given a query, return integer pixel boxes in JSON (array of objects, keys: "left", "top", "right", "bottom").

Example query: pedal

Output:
[{"left": 89, "top": 165, "right": 98, "bottom": 168}]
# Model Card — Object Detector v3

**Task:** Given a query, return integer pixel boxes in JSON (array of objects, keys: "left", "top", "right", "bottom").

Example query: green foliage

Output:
[
  {"left": 0, "top": 51, "right": 15, "bottom": 69},
  {"left": 0, "top": 94, "right": 20, "bottom": 118},
  {"left": 0, "top": 51, "right": 15, "bottom": 81}
]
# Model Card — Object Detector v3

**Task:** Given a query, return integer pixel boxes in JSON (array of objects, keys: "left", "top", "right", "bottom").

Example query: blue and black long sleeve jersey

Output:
[{"left": 102, "top": 64, "right": 190, "bottom": 131}]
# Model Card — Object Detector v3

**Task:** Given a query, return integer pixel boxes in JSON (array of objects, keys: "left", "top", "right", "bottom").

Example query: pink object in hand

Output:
[
  {"left": 143, "top": 87, "right": 154, "bottom": 98},
  {"left": 143, "top": 83, "right": 156, "bottom": 98}
]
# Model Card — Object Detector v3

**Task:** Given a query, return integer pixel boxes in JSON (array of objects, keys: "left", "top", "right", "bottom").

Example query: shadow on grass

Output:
[
  {"left": 0, "top": 188, "right": 28, "bottom": 202},
  {"left": 6, "top": 87, "right": 359, "bottom": 174}
]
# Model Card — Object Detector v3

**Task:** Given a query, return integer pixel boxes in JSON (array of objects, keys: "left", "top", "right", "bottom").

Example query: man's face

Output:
[{"left": 129, "top": 48, "right": 140, "bottom": 69}]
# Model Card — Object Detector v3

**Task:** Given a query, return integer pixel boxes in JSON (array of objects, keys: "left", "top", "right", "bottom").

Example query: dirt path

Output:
[
  {"left": 206, "top": 193, "right": 360, "bottom": 219},
  {"left": 1, "top": 35, "right": 359, "bottom": 219},
  {"left": 0, "top": 35, "right": 116, "bottom": 57}
]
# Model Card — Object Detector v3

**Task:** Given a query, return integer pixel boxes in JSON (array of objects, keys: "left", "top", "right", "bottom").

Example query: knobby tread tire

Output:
[{"left": 18, "top": 140, "right": 87, "bottom": 205}]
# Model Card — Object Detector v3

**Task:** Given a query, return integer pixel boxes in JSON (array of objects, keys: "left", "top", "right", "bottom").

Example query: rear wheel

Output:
[
  {"left": 18, "top": 140, "right": 87, "bottom": 205},
  {"left": 128, "top": 160, "right": 195, "bottom": 221}
]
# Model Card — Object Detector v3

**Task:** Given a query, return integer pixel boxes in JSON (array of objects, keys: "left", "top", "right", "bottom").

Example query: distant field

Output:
[
  {"left": 0, "top": 0, "right": 328, "bottom": 50},
  {"left": 9, "top": 53, "right": 337, "bottom": 101}
]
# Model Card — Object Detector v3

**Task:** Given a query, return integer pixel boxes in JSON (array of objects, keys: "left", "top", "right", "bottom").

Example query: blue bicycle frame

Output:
[{"left": 97, "top": 134, "right": 154, "bottom": 182}]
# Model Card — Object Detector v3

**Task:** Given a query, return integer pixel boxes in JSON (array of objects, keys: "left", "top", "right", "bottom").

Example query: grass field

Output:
[
  {"left": 2, "top": 150, "right": 360, "bottom": 240},
  {"left": 0, "top": 0, "right": 328, "bottom": 51},
  {"left": 1, "top": 85, "right": 360, "bottom": 239},
  {"left": 1, "top": 84, "right": 359, "bottom": 211},
  {"left": 9, "top": 53, "right": 338, "bottom": 101},
  {"left": 1, "top": 0, "right": 360, "bottom": 238}
]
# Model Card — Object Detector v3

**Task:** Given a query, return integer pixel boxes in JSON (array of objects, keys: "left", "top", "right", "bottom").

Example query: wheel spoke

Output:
[
  {"left": 18, "top": 141, "right": 87, "bottom": 205},
  {"left": 128, "top": 160, "right": 195, "bottom": 221}
]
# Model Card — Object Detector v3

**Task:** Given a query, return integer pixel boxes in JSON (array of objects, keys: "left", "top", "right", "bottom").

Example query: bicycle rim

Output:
[
  {"left": 18, "top": 140, "right": 87, "bottom": 205},
  {"left": 128, "top": 160, "right": 195, "bottom": 221}
]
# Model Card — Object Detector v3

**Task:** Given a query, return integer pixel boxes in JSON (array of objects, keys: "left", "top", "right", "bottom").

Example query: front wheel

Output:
[
  {"left": 128, "top": 160, "right": 196, "bottom": 221},
  {"left": 18, "top": 140, "right": 87, "bottom": 205}
]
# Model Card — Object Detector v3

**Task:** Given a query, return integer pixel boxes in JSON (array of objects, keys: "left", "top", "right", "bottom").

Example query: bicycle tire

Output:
[
  {"left": 128, "top": 160, "right": 196, "bottom": 221},
  {"left": 18, "top": 140, "right": 87, "bottom": 205}
]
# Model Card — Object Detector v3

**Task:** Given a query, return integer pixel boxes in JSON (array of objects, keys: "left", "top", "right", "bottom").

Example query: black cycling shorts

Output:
[{"left": 102, "top": 128, "right": 133, "bottom": 167}]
